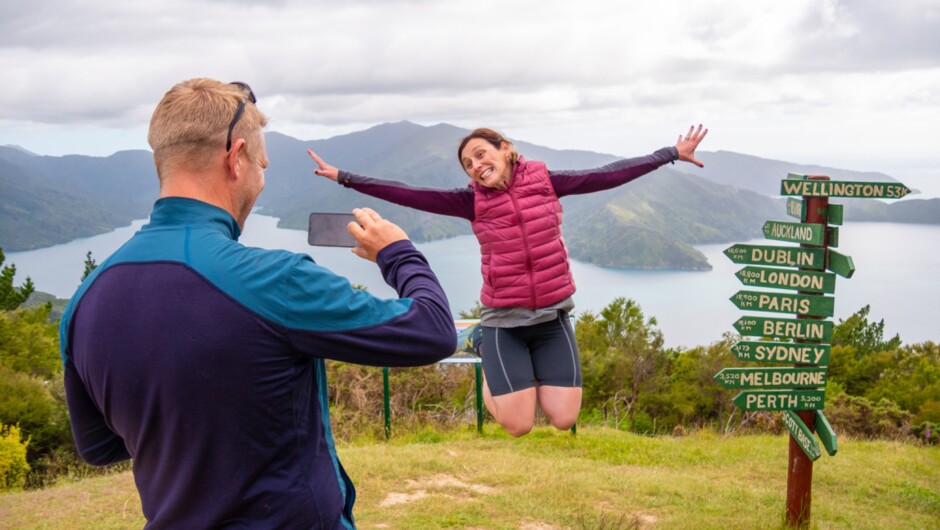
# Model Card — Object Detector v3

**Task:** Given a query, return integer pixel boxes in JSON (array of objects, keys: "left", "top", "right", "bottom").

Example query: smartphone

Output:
[{"left": 307, "top": 213, "right": 358, "bottom": 247}]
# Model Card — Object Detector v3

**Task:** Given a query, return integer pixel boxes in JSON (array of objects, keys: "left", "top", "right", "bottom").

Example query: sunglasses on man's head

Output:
[{"left": 226, "top": 81, "right": 257, "bottom": 152}]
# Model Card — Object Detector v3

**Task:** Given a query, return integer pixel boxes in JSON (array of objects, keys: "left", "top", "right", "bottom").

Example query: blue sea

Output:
[{"left": 8, "top": 215, "right": 939, "bottom": 349}]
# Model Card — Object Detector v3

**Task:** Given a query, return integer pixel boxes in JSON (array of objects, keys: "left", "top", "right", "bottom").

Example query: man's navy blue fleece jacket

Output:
[{"left": 60, "top": 197, "right": 456, "bottom": 529}]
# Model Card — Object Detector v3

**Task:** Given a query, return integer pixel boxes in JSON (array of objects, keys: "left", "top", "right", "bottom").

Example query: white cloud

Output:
[{"left": 0, "top": 0, "right": 937, "bottom": 180}]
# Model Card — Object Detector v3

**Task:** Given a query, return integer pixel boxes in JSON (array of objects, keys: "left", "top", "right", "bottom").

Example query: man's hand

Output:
[
  {"left": 348, "top": 208, "right": 409, "bottom": 262},
  {"left": 676, "top": 124, "right": 709, "bottom": 168}
]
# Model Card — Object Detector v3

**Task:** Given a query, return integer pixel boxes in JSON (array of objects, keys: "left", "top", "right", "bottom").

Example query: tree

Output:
[
  {"left": 866, "top": 342, "right": 940, "bottom": 422},
  {"left": 458, "top": 301, "right": 483, "bottom": 319},
  {"left": 831, "top": 305, "right": 901, "bottom": 357},
  {"left": 80, "top": 250, "right": 98, "bottom": 282},
  {"left": 0, "top": 424, "right": 30, "bottom": 492},
  {"left": 663, "top": 336, "right": 737, "bottom": 430},
  {"left": 576, "top": 297, "right": 669, "bottom": 430},
  {"left": 0, "top": 304, "right": 60, "bottom": 380},
  {"left": 0, "top": 249, "right": 35, "bottom": 311}
]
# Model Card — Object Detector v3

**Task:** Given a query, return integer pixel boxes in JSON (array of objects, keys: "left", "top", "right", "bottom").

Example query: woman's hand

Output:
[
  {"left": 307, "top": 149, "right": 339, "bottom": 181},
  {"left": 676, "top": 124, "right": 708, "bottom": 168}
]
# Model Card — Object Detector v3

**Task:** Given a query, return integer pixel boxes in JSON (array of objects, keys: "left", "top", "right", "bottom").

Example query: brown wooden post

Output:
[{"left": 786, "top": 175, "right": 829, "bottom": 527}]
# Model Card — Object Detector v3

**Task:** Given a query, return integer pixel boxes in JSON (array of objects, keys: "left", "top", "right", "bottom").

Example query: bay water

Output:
[{"left": 7, "top": 215, "right": 939, "bottom": 349}]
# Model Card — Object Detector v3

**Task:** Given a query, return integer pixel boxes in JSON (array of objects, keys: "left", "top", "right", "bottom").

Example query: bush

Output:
[
  {"left": 0, "top": 424, "right": 30, "bottom": 492},
  {"left": 629, "top": 411, "right": 655, "bottom": 434},
  {"left": 0, "top": 365, "right": 71, "bottom": 460},
  {"left": 325, "top": 361, "right": 483, "bottom": 441},
  {"left": 910, "top": 422, "right": 939, "bottom": 446},
  {"left": 824, "top": 393, "right": 913, "bottom": 439}
]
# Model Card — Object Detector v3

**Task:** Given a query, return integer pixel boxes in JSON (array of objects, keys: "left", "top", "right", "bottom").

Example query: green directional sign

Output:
[
  {"left": 730, "top": 290, "right": 835, "bottom": 318},
  {"left": 815, "top": 411, "right": 838, "bottom": 456},
  {"left": 732, "top": 389, "right": 825, "bottom": 411},
  {"left": 786, "top": 198, "right": 805, "bottom": 220},
  {"left": 827, "top": 204, "right": 844, "bottom": 226},
  {"left": 734, "top": 316, "right": 833, "bottom": 341},
  {"left": 783, "top": 411, "right": 822, "bottom": 461},
  {"left": 735, "top": 266, "right": 836, "bottom": 294},
  {"left": 827, "top": 249, "right": 855, "bottom": 279},
  {"left": 724, "top": 244, "right": 825, "bottom": 271},
  {"left": 731, "top": 341, "right": 831, "bottom": 365},
  {"left": 714, "top": 367, "right": 828, "bottom": 389},
  {"left": 763, "top": 220, "right": 826, "bottom": 245},
  {"left": 780, "top": 178, "right": 911, "bottom": 199}
]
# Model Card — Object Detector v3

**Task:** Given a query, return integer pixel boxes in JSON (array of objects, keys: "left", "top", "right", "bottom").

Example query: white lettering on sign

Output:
[
  {"left": 782, "top": 413, "right": 819, "bottom": 458},
  {"left": 750, "top": 248, "right": 815, "bottom": 268},
  {"left": 746, "top": 393, "right": 800, "bottom": 409},
  {"left": 781, "top": 179, "right": 909, "bottom": 198},
  {"left": 757, "top": 293, "right": 811, "bottom": 314},
  {"left": 769, "top": 223, "right": 815, "bottom": 242},
  {"left": 754, "top": 344, "right": 827, "bottom": 364},
  {"left": 756, "top": 269, "right": 824, "bottom": 291},
  {"left": 762, "top": 320, "right": 825, "bottom": 340},
  {"left": 739, "top": 370, "right": 826, "bottom": 387}
]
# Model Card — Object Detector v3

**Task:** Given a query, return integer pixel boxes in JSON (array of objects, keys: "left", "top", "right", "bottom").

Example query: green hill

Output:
[{"left": 1, "top": 123, "right": 934, "bottom": 268}]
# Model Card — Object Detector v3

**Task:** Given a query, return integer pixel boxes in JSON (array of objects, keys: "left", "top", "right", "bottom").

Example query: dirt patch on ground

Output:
[
  {"left": 378, "top": 473, "right": 497, "bottom": 507},
  {"left": 519, "top": 519, "right": 562, "bottom": 530}
]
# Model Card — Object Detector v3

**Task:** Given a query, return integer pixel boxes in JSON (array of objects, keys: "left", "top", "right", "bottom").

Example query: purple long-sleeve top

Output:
[{"left": 337, "top": 146, "right": 678, "bottom": 219}]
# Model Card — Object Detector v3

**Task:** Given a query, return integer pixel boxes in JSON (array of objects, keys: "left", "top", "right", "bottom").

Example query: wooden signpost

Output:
[{"left": 717, "top": 172, "right": 909, "bottom": 527}]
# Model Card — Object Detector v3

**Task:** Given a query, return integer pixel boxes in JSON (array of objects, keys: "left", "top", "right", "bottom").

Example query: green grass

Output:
[{"left": 1, "top": 427, "right": 937, "bottom": 529}]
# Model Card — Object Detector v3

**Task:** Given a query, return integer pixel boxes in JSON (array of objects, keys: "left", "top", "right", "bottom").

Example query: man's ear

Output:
[{"left": 226, "top": 138, "right": 247, "bottom": 179}]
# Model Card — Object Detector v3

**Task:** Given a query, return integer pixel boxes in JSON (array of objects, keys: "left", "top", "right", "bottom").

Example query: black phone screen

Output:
[{"left": 307, "top": 213, "right": 358, "bottom": 247}]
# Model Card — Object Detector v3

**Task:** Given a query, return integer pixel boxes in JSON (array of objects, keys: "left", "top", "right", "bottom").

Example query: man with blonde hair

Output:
[{"left": 61, "top": 78, "right": 456, "bottom": 529}]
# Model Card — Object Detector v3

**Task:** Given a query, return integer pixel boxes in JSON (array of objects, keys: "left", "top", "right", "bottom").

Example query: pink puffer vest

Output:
[{"left": 471, "top": 157, "right": 576, "bottom": 309}]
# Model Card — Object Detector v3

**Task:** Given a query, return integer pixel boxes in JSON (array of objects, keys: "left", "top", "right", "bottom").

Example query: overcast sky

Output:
[{"left": 2, "top": 0, "right": 939, "bottom": 191}]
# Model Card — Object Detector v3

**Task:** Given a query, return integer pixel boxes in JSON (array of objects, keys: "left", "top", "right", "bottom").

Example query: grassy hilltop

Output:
[{"left": 1, "top": 427, "right": 936, "bottom": 529}]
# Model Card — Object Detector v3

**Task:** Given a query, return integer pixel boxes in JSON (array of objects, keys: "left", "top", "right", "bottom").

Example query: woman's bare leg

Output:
[
  {"left": 482, "top": 376, "right": 537, "bottom": 437},
  {"left": 537, "top": 386, "right": 582, "bottom": 430}
]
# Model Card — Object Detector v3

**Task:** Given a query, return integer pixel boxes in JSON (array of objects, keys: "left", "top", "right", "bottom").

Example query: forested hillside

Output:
[{"left": 2, "top": 122, "right": 935, "bottom": 268}]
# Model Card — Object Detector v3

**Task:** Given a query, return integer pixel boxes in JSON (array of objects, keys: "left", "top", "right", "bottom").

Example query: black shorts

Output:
[{"left": 481, "top": 311, "right": 582, "bottom": 397}]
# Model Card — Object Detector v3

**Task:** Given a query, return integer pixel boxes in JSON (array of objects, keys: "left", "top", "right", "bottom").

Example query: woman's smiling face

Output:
[{"left": 460, "top": 138, "right": 512, "bottom": 190}]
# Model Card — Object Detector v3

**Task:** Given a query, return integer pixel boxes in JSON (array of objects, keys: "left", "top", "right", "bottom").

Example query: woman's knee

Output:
[
  {"left": 500, "top": 417, "right": 534, "bottom": 438},
  {"left": 547, "top": 412, "right": 577, "bottom": 431}
]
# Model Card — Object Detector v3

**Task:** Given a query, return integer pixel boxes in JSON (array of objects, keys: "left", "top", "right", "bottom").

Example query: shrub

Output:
[
  {"left": 325, "top": 361, "right": 482, "bottom": 441},
  {"left": 0, "top": 365, "right": 71, "bottom": 460},
  {"left": 824, "top": 393, "right": 913, "bottom": 439},
  {"left": 910, "top": 422, "right": 939, "bottom": 446},
  {"left": 0, "top": 424, "right": 30, "bottom": 492}
]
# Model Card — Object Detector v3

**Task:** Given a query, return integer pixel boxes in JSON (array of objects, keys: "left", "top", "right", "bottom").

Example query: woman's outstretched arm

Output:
[
  {"left": 550, "top": 125, "right": 708, "bottom": 197},
  {"left": 308, "top": 149, "right": 475, "bottom": 220}
]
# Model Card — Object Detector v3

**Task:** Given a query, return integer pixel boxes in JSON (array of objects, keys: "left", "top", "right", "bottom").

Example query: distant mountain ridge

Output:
[{"left": 1, "top": 122, "right": 936, "bottom": 270}]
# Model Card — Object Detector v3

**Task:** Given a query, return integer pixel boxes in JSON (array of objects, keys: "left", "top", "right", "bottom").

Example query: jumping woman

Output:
[{"left": 308, "top": 125, "right": 708, "bottom": 436}]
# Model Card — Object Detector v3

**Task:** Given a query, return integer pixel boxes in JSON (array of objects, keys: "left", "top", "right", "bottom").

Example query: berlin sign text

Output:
[{"left": 733, "top": 316, "right": 833, "bottom": 341}]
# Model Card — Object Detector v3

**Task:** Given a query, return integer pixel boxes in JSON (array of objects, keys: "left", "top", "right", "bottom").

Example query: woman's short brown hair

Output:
[{"left": 457, "top": 128, "right": 520, "bottom": 167}]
